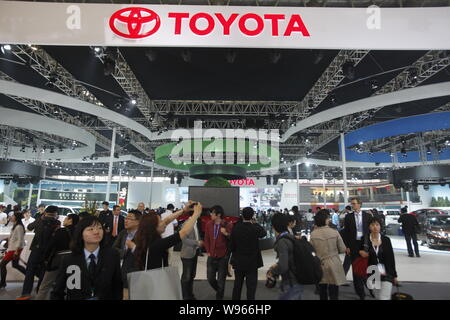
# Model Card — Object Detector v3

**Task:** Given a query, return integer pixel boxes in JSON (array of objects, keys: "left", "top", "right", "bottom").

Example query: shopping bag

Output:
[
  {"left": 127, "top": 250, "right": 182, "bottom": 300},
  {"left": 352, "top": 257, "right": 369, "bottom": 278}
]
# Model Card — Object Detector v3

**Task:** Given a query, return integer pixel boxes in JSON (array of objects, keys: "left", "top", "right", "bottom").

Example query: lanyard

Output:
[
  {"left": 214, "top": 224, "right": 220, "bottom": 239},
  {"left": 371, "top": 234, "right": 381, "bottom": 259}
]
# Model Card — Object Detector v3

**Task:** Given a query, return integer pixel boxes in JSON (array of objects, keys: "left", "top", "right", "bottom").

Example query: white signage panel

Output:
[{"left": 0, "top": 1, "right": 449, "bottom": 49}]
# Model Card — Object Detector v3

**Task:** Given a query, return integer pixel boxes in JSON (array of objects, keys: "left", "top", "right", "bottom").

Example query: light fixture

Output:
[
  {"left": 1, "top": 45, "right": 11, "bottom": 54},
  {"left": 50, "top": 146, "right": 54, "bottom": 153},
  {"left": 20, "top": 145, "right": 26, "bottom": 152},
  {"left": 426, "top": 147, "right": 432, "bottom": 155}
]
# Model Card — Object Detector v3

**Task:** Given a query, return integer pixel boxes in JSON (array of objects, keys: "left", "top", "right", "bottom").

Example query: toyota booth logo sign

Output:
[
  {"left": 109, "top": 7, "right": 161, "bottom": 39},
  {"left": 109, "top": 7, "right": 311, "bottom": 39}
]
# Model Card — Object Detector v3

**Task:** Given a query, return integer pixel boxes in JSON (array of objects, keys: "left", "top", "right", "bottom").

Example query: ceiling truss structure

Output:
[
  {"left": 304, "top": 50, "right": 450, "bottom": 155},
  {"left": 6, "top": 45, "right": 154, "bottom": 157}
]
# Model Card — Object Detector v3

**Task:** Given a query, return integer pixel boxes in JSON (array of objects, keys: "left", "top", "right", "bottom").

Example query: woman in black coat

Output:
[
  {"left": 51, "top": 215, "right": 123, "bottom": 300},
  {"left": 359, "top": 216, "right": 398, "bottom": 300}
]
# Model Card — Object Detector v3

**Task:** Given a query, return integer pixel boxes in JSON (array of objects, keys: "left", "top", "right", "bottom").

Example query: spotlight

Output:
[
  {"left": 269, "top": 51, "right": 282, "bottom": 64},
  {"left": 370, "top": 79, "right": 378, "bottom": 91},
  {"left": 145, "top": 48, "right": 157, "bottom": 62},
  {"left": 94, "top": 47, "right": 101, "bottom": 53},
  {"left": 226, "top": 50, "right": 236, "bottom": 64},
  {"left": 342, "top": 61, "right": 356, "bottom": 80},
  {"left": 181, "top": 49, "right": 191, "bottom": 63},
  {"left": 50, "top": 146, "right": 54, "bottom": 153},
  {"left": 437, "top": 146, "right": 443, "bottom": 154},
  {"left": 329, "top": 93, "right": 337, "bottom": 105},
  {"left": 426, "top": 147, "right": 432, "bottom": 155},
  {"left": 45, "top": 72, "right": 58, "bottom": 88},
  {"left": 423, "top": 184, "right": 429, "bottom": 191},
  {"left": 20, "top": 145, "right": 26, "bottom": 152},
  {"left": 59, "top": 145, "right": 63, "bottom": 152},
  {"left": 130, "top": 99, "right": 137, "bottom": 105},
  {"left": 1, "top": 44, "right": 11, "bottom": 54},
  {"left": 32, "top": 145, "right": 37, "bottom": 153},
  {"left": 104, "top": 58, "right": 115, "bottom": 76}
]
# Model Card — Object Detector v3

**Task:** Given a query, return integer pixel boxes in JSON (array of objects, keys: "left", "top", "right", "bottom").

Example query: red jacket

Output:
[{"left": 204, "top": 219, "right": 233, "bottom": 258}]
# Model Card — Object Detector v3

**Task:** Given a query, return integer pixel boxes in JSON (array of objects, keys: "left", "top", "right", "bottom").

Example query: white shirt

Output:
[
  {"left": 84, "top": 247, "right": 100, "bottom": 267},
  {"left": 354, "top": 210, "right": 363, "bottom": 240},
  {"left": 306, "top": 212, "right": 314, "bottom": 222},
  {"left": 161, "top": 210, "right": 178, "bottom": 239},
  {"left": 22, "top": 217, "right": 35, "bottom": 229},
  {"left": 0, "top": 212, "right": 7, "bottom": 226}
]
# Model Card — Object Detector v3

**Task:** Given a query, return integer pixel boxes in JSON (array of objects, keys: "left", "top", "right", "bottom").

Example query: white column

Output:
[
  {"left": 340, "top": 132, "right": 348, "bottom": 204},
  {"left": 148, "top": 160, "right": 155, "bottom": 209},
  {"left": 406, "top": 190, "right": 411, "bottom": 209},
  {"left": 322, "top": 171, "right": 327, "bottom": 208},
  {"left": 36, "top": 180, "right": 42, "bottom": 206},
  {"left": 27, "top": 183, "right": 33, "bottom": 209},
  {"left": 105, "top": 127, "right": 117, "bottom": 202},
  {"left": 296, "top": 163, "right": 300, "bottom": 206},
  {"left": 117, "top": 168, "right": 122, "bottom": 205}
]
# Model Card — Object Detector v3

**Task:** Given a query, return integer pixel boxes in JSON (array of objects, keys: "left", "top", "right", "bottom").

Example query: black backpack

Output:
[{"left": 283, "top": 236, "right": 323, "bottom": 285}]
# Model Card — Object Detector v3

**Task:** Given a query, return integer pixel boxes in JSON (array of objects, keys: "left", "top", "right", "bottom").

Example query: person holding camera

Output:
[
  {"left": 230, "top": 207, "right": 266, "bottom": 300},
  {"left": 267, "top": 213, "right": 302, "bottom": 300},
  {"left": 132, "top": 201, "right": 203, "bottom": 272}
]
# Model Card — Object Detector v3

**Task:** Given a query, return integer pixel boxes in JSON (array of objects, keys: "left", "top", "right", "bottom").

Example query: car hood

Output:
[{"left": 429, "top": 226, "right": 450, "bottom": 232}]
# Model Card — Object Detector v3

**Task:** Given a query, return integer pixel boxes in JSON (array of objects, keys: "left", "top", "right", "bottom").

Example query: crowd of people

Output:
[{"left": 0, "top": 197, "right": 421, "bottom": 300}]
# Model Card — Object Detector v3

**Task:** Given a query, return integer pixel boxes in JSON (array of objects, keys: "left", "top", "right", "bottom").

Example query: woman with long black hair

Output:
[
  {"left": 133, "top": 201, "right": 202, "bottom": 271},
  {"left": 0, "top": 211, "right": 27, "bottom": 288},
  {"left": 51, "top": 215, "right": 122, "bottom": 300}
]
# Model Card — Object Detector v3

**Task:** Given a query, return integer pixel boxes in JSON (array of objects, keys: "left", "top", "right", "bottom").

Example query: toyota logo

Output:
[{"left": 109, "top": 7, "right": 161, "bottom": 39}]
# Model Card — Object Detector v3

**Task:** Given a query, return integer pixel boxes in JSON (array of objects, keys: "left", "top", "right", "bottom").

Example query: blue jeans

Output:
[{"left": 279, "top": 283, "right": 303, "bottom": 300}]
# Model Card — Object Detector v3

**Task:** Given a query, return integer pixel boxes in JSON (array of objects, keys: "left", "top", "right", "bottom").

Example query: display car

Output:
[
  {"left": 425, "top": 215, "right": 450, "bottom": 249},
  {"left": 410, "top": 208, "right": 449, "bottom": 233},
  {"left": 381, "top": 209, "right": 401, "bottom": 226}
]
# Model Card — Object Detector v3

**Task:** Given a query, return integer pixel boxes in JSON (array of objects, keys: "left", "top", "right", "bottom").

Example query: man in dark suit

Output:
[
  {"left": 98, "top": 201, "right": 112, "bottom": 226},
  {"left": 398, "top": 206, "right": 420, "bottom": 257},
  {"left": 341, "top": 197, "right": 372, "bottom": 300},
  {"left": 230, "top": 207, "right": 267, "bottom": 300},
  {"left": 104, "top": 205, "right": 125, "bottom": 247},
  {"left": 112, "top": 210, "right": 141, "bottom": 299}
]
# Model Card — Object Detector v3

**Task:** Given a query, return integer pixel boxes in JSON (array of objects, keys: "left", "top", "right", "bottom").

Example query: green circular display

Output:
[{"left": 154, "top": 139, "right": 280, "bottom": 171}]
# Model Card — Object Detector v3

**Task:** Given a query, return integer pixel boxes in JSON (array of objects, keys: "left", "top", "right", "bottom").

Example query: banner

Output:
[{"left": 0, "top": 1, "right": 449, "bottom": 49}]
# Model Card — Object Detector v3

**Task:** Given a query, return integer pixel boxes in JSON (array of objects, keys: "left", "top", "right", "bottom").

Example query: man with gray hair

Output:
[
  {"left": 17, "top": 205, "right": 60, "bottom": 300},
  {"left": 137, "top": 202, "right": 146, "bottom": 215}
]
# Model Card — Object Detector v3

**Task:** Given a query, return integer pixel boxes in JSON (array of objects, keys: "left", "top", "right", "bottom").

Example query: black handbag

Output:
[{"left": 391, "top": 285, "right": 413, "bottom": 300}]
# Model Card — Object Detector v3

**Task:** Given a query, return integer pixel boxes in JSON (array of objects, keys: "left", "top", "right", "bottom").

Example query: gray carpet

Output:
[{"left": 1, "top": 281, "right": 449, "bottom": 300}]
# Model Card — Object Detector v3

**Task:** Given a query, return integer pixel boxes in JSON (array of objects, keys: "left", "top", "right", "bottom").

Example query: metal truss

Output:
[
  {"left": 7, "top": 45, "right": 153, "bottom": 157},
  {"left": 96, "top": 49, "right": 153, "bottom": 127},
  {"left": 296, "top": 50, "right": 369, "bottom": 118},
  {"left": 306, "top": 50, "right": 450, "bottom": 155},
  {"left": 0, "top": 70, "right": 111, "bottom": 151},
  {"left": 149, "top": 100, "right": 301, "bottom": 117}
]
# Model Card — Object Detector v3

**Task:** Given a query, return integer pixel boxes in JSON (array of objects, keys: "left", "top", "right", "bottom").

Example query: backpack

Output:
[{"left": 282, "top": 236, "right": 323, "bottom": 285}]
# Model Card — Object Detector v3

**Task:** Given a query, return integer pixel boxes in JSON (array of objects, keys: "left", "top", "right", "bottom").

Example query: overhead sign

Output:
[{"left": 0, "top": 1, "right": 449, "bottom": 49}]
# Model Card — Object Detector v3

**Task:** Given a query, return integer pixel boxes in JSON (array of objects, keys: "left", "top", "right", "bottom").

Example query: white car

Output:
[
  {"left": 382, "top": 209, "right": 401, "bottom": 226},
  {"left": 54, "top": 206, "right": 82, "bottom": 224}
]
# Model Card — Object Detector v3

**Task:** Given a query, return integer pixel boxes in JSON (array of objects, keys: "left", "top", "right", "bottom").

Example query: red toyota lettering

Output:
[
  {"left": 215, "top": 13, "right": 239, "bottom": 35},
  {"left": 190, "top": 13, "right": 215, "bottom": 35},
  {"left": 284, "top": 14, "right": 310, "bottom": 36},
  {"left": 239, "top": 13, "right": 264, "bottom": 36},
  {"left": 264, "top": 14, "right": 285, "bottom": 36},
  {"left": 168, "top": 12, "right": 189, "bottom": 34}
]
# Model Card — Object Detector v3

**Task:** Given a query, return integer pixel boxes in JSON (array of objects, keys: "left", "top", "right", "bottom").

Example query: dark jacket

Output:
[
  {"left": 398, "top": 213, "right": 419, "bottom": 234},
  {"left": 272, "top": 233, "right": 298, "bottom": 286},
  {"left": 112, "top": 229, "right": 137, "bottom": 288},
  {"left": 230, "top": 221, "right": 266, "bottom": 271},
  {"left": 98, "top": 210, "right": 112, "bottom": 226},
  {"left": 51, "top": 247, "right": 123, "bottom": 300},
  {"left": 341, "top": 211, "right": 372, "bottom": 257},
  {"left": 104, "top": 215, "right": 125, "bottom": 243},
  {"left": 28, "top": 216, "right": 60, "bottom": 252},
  {"left": 361, "top": 234, "right": 398, "bottom": 283},
  {"left": 44, "top": 225, "right": 76, "bottom": 271}
]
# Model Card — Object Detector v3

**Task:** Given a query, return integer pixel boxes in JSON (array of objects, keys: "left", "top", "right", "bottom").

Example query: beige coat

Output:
[{"left": 310, "top": 226, "right": 347, "bottom": 286}]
